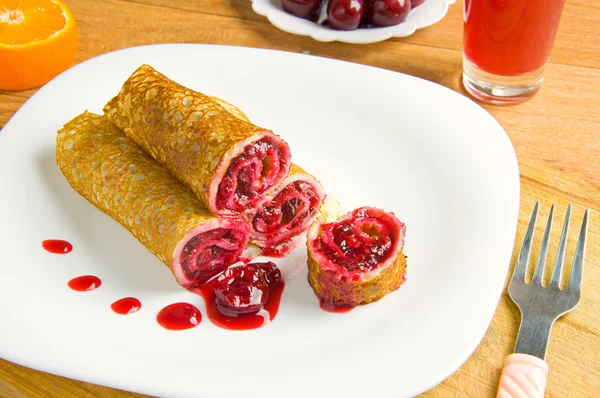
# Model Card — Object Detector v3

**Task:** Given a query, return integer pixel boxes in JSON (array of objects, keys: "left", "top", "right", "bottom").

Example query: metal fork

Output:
[{"left": 497, "top": 203, "right": 589, "bottom": 398}]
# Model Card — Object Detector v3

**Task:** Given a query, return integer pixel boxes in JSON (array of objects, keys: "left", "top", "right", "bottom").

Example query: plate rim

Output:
[{"left": 0, "top": 43, "right": 520, "bottom": 398}]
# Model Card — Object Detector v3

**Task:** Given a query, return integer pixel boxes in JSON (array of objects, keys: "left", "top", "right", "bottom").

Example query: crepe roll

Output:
[
  {"left": 56, "top": 112, "right": 250, "bottom": 288},
  {"left": 103, "top": 65, "right": 292, "bottom": 216},
  {"left": 204, "top": 95, "right": 325, "bottom": 256},
  {"left": 248, "top": 164, "right": 325, "bottom": 256},
  {"left": 306, "top": 207, "right": 407, "bottom": 308}
]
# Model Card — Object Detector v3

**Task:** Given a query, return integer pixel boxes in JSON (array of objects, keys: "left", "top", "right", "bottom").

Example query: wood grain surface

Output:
[{"left": 1, "top": 0, "right": 599, "bottom": 397}]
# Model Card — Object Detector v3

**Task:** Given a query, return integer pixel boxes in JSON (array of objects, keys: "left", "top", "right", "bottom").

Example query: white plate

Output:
[
  {"left": 252, "top": 0, "right": 456, "bottom": 44},
  {"left": 0, "top": 44, "right": 519, "bottom": 398}
]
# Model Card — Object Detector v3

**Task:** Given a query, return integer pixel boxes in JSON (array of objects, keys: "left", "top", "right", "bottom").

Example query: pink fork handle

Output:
[{"left": 497, "top": 353, "right": 548, "bottom": 398}]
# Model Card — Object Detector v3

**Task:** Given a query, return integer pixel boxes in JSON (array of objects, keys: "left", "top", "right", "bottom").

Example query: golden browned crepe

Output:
[
  {"left": 306, "top": 207, "right": 407, "bottom": 308},
  {"left": 56, "top": 112, "right": 250, "bottom": 287},
  {"left": 103, "top": 64, "right": 291, "bottom": 215},
  {"left": 246, "top": 164, "right": 324, "bottom": 256},
  {"left": 204, "top": 95, "right": 325, "bottom": 255}
]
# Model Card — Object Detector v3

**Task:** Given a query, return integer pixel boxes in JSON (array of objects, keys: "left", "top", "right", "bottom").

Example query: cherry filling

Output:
[
  {"left": 253, "top": 181, "right": 321, "bottom": 236},
  {"left": 216, "top": 137, "right": 290, "bottom": 213},
  {"left": 156, "top": 303, "right": 202, "bottom": 330},
  {"left": 180, "top": 228, "right": 248, "bottom": 285},
  {"left": 315, "top": 207, "right": 398, "bottom": 274}
]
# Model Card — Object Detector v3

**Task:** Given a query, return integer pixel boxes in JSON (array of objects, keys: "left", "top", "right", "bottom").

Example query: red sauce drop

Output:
[
  {"left": 156, "top": 303, "right": 202, "bottom": 330},
  {"left": 197, "top": 281, "right": 285, "bottom": 330},
  {"left": 42, "top": 239, "right": 73, "bottom": 254},
  {"left": 319, "top": 300, "right": 353, "bottom": 313},
  {"left": 68, "top": 275, "right": 101, "bottom": 291},
  {"left": 111, "top": 297, "right": 142, "bottom": 315}
]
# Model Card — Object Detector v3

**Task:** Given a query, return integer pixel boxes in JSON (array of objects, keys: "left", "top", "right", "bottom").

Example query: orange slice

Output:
[{"left": 0, "top": 0, "right": 78, "bottom": 91}]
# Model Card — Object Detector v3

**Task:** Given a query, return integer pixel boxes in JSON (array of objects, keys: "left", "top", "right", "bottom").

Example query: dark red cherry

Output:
[
  {"left": 249, "top": 261, "right": 282, "bottom": 285},
  {"left": 282, "top": 0, "right": 323, "bottom": 19},
  {"left": 213, "top": 265, "right": 270, "bottom": 316},
  {"left": 366, "top": 0, "right": 410, "bottom": 27},
  {"left": 410, "top": 0, "right": 425, "bottom": 7},
  {"left": 328, "top": 0, "right": 365, "bottom": 30}
]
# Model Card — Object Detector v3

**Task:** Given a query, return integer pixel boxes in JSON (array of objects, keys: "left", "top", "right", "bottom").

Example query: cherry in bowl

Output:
[
  {"left": 366, "top": 0, "right": 411, "bottom": 27},
  {"left": 282, "top": 0, "right": 323, "bottom": 19},
  {"left": 328, "top": 0, "right": 365, "bottom": 31}
]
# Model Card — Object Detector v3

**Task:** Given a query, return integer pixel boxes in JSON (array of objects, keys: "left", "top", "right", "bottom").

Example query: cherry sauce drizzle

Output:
[
  {"left": 156, "top": 303, "right": 202, "bottom": 330},
  {"left": 196, "top": 281, "right": 285, "bottom": 331},
  {"left": 111, "top": 297, "right": 142, "bottom": 315},
  {"left": 42, "top": 239, "right": 73, "bottom": 254},
  {"left": 68, "top": 275, "right": 102, "bottom": 291}
]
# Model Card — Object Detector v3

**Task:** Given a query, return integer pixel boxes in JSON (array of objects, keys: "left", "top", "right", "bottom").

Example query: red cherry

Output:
[
  {"left": 366, "top": 0, "right": 410, "bottom": 27},
  {"left": 213, "top": 265, "right": 269, "bottom": 316},
  {"left": 249, "top": 261, "right": 282, "bottom": 285},
  {"left": 327, "top": 0, "right": 365, "bottom": 30},
  {"left": 410, "top": 0, "right": 425, "bottom": 7},
  {"left": 282, "top": 0, "right": 323, "bottom": 19}
]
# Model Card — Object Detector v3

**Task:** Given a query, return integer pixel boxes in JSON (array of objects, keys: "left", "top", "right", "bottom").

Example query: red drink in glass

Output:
[{"left": 462, "top": 0, "right": 566, "bottom": 104}]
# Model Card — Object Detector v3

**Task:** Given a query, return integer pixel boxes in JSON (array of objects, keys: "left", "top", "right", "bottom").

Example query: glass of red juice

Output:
[{"left": 463, "top": 0, "right": 566, "bottom": 104}]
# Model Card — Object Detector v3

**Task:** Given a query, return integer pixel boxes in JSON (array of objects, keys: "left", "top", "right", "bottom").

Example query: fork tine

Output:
[
  {"left": 532, "top": 205, "right": 554, "bottom": 285},
  {"left": 549, "top": 205, "right": 571, "bottom": 288},
  {"left": 568, "top": 209, "right": 589, "bottom": 294},
  {"left": 512, "top": 202, "right": 539, "bottom": 284}
]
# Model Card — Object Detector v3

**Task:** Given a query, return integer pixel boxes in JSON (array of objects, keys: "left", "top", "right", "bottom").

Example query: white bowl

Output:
[{"left": 252, "top": 0, "right": 456, "bottom": 44}]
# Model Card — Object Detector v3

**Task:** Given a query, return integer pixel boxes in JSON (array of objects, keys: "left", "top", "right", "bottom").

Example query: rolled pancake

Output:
[
  {"left": 103, "top": 64, "right": 292, "bottom": 215},
  {"left": 306, "top": 207, "right": 407, "bottom": 308},
  {"left": 206, "top": 96, "right": 325, "bottom": 256},
  {"left": 56, "top": 112, "right": 251, "bottom": 288},
  {"left": 247, "top": 164, "right": 325, "bottom": 256}
]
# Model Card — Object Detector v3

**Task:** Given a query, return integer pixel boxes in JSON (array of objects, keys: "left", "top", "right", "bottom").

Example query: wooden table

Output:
[{"left": 1, "top": 0, "right": 599, "bottom": 396}]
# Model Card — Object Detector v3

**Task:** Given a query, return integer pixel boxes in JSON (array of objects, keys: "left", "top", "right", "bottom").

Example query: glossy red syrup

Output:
[
  {"left": 320, "top": 300, "right": 353, "bottom": 313},
  {"left": 463, "top": 0, "right": 566, "bottom": 75},
  {"left": 111, "top": 297, "right": 142, "bottom": 315},
  {"left": 42, "top": 239, "right": 73, "bottom": 254},
  {"left": 156, "top": 303, "right": 202, "bottom": 330},
  {"left": 68, "top": 275, "right": 101, "bottom": 291},
  {"left": 198, "top": 281, "right": 285, "bottom": 330}
]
